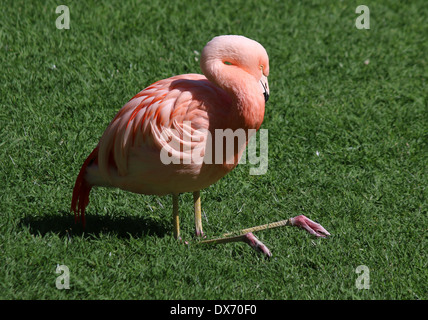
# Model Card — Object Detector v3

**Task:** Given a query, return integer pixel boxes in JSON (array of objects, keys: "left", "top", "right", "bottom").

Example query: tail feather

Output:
[{"left": 71, "top": 147, "right": 98, "bottom": 228}]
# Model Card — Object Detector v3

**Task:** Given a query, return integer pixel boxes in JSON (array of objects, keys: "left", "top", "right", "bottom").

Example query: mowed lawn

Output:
[{"left": 0, "top": 0, "right": 426, "bottom": 299}]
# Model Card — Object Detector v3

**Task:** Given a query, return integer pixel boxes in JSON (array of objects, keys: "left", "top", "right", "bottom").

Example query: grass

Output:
[{"left": 0, "top": 0, "right": 427, "bottom": 300}]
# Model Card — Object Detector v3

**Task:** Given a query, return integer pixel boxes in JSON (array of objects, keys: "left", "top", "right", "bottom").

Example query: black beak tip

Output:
[{"left": 263, "top": 91, "right": 269, "bottom": 103}]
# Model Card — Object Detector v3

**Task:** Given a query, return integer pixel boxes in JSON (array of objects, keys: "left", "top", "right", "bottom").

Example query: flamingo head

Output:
[{"left": 200, "top": 35, "right": 270, "bottom": 103}]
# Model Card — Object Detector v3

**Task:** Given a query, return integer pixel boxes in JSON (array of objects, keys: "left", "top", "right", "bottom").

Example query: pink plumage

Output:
[{"left": 71, "top": 35, "right": 270, "bottom": 234}]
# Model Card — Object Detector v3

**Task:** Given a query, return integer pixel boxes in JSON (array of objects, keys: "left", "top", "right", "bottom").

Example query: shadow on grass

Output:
[{"left": 20, "top": 210, "right": 169, "bottom": 240}]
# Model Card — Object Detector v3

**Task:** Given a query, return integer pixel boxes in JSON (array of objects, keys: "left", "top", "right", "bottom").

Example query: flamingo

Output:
[{"left": 71, "top": 35, "right": 330, "bottom": 256}]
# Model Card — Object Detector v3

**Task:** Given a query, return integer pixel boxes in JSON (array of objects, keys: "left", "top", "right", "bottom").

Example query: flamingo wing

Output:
[{"left": 85, "top": 73, "right": 232, "bottom": 195}]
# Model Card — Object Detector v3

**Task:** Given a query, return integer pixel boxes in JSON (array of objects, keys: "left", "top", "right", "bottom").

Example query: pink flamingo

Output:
[{"left": 71, "top": 35, "right": 329, "bottom": 256}]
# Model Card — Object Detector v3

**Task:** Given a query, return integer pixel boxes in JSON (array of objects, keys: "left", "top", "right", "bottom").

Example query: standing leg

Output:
[
  {"left": 172, "top": 193, "right": 180, "bottom": 240},
  {"left": 193, "top": 191, "right": 204, "bottom": 237}
]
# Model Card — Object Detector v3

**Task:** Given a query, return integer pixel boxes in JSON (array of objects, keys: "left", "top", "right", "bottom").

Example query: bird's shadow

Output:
[{"left": 20, "top": 210, "right": 169, "bottom": 240}]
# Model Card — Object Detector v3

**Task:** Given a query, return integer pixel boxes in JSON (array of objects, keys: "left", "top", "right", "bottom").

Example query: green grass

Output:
[{"left": 0, "top": 0, "right": 427, "bottom": 299}]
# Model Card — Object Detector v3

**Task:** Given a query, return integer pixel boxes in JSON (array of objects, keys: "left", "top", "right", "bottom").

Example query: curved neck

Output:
[{"left": 201, "top": 59, "right": 265, "bottom": 130}]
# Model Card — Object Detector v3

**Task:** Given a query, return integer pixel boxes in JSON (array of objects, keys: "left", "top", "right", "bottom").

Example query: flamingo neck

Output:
[{"left": 202, "top": 59, "right": 265, "bottom": 130}]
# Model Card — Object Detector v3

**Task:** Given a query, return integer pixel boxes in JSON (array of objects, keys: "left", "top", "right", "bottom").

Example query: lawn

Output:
[{"left": 0, "top": 0, "right": 426, "bottom": 300}]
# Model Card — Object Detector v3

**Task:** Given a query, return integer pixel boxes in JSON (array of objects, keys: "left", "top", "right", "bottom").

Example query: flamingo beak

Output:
[{"left": 260, "top": 75, "right": 269, "bottom": 102}]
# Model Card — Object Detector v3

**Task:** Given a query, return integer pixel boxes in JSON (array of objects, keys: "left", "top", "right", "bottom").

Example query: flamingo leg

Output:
[
  {"left": 193, "top": 191, "right": 204, "bottom": 237},
  {"left": 222, "top": 215, "right": 330, "bottom": 238},
  {"left": 198, "top": 215, "right": 330, "bottom": 257},
  {"left": 172, "top": 193, "right": 180, "bottom": 240},
  {"left": 200, "top": 232, "right": 272, "bottom": 257},
  {"left": 288, "top": 215, "right": 331, "bottom": 238}
]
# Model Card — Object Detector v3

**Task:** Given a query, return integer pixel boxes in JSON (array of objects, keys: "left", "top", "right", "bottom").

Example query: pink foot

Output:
[
  {"left": 290, "top": 215, "right": 330, "bottom": 238},
  {"left": 243, "top": 232, "right": 272, "bottom": 257},
  {"left": 195, "top": 230, "right": 206, "bottom": 239}
]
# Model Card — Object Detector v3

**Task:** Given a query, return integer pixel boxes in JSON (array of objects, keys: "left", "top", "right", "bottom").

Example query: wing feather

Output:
[{"left": 96, "top": 74, "right": 215, "bottom": 179}]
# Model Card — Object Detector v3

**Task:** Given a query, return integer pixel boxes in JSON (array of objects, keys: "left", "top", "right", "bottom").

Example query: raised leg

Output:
[
  {"left": 222, "top": 215, "right": 330, "bottom": 238},
  {"left": 198, "top": 215, "right": 330, "bottom": 257},
  {"left": 172, "top": 193, "right": 180, "bottom": 240},
  {"left": 200, "top": 232, "right": 272, "bottom": 257},
  {"left": 193, "top": 191, "right": 204, "bottom": 237}
]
